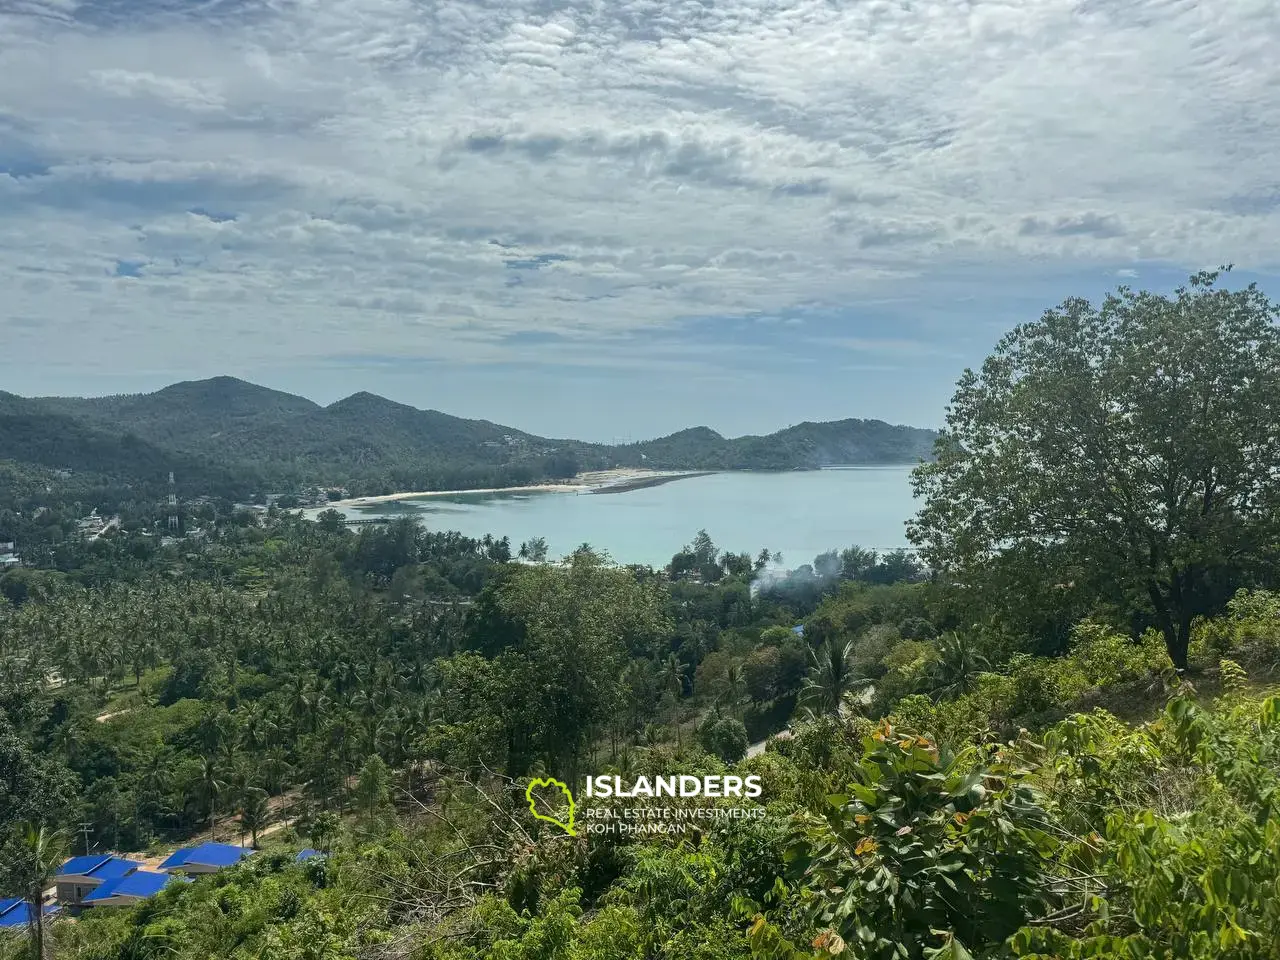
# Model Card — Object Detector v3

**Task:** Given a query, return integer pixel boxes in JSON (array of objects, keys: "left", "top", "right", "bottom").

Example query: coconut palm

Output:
[
  {"left": 19, "top": 823, "right": 67, "bottom": 960},
  {"left": 719, "top": 663, "right": 748, "bottom": 718},
  {"left": 239, "top": 787, "right": 273, "bottom": 848},
  {"left": 801, "top": 639, "right": 873, "bottom": 718},
  {"left": 198, "top": 756, "right": 227, "bottom": 840},
  {"left": 663, "top": 653, "right": 685, "bottom": 753},
  {"left": 927, "top": 631, "right": 990, "bottom": 701}
]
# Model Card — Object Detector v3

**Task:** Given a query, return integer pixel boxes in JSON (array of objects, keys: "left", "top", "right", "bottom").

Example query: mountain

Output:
[
  {"left": 1, "top": 378, "right": 938, "bottom": 495},
  {"left": 37, "top": 376, "right": 321, "bottom": 453},
  {"left": 0, "top": 391, "right": 243, "bottom": 496},
  {"left": 619, "top": 420, "right": 937, "bottom": 470}
]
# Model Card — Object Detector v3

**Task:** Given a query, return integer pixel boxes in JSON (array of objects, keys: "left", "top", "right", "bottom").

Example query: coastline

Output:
[
  {"left": 588, "top": 471, "right": 716, "bottom": 494},
  {"left": 323, "top": 468, "right": 708, "bottom": 509}
]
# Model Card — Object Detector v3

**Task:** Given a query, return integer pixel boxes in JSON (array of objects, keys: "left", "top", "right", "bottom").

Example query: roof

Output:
[
  {"left": 295, "top": 848, "right": 324, "bottom": 862},
  {"left": 56, "top": 854, "right": 112, "bottom": 877},
  {"left": 55, "top": 854, "right": 142, "bottom": 882},
  {"left": 791, "top": 624, "right": 805, "bottom": 636},
  {"left": 82, "top": 871, "right": 176, "bottom": 904},
  {"left": 0, "top": 898, "right": 59, "bottom": 928},
  {"left": 88, "top": 858, "right": 143, "bottom": 881},
  {"left": 159, "top": 842, "right": 254, "bottom": 871}
]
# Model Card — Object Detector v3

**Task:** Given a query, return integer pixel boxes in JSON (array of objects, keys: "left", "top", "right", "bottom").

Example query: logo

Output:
[{"left": 525, "top": 777, "right": 577, "bottom": 836}]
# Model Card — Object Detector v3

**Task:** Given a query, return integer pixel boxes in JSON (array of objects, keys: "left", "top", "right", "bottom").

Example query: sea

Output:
[{"left": 307, "top": 466, "right": 919, "bottom": 569}]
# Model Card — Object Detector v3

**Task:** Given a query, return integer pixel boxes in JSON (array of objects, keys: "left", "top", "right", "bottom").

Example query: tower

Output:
[{"left": 168, "top": 471, "right": 179, "bottom": 531}]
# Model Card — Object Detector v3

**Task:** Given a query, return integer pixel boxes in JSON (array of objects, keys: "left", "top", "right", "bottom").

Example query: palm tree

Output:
[
  {"left": 239, "top": 787, "right": 273, "bottom": 848},
  {"left": 20, "top": 823, "right": 67, "bottom": 960},
  {"left": 720, "top": 663, "right": 748, "bottom": 718},
  {"left": 801, "top": 639, "right": 873, "bottom": 718},
  {"left": 663, "top": 654, "right": 685, "bottom": 754},
  {"left": 198, "top": 756, "right": 227, "bottom": 840},
  {"left": 927, "top": 631, "right": 990, "bottom": 701}
]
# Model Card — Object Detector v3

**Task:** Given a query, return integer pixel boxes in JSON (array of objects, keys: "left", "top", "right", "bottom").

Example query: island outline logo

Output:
[{"left": 525, "top": 776, "right": 577, "bottom": 836}]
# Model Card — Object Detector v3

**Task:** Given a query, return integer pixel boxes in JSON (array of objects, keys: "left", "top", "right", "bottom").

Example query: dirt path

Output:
[
  {"left": 95, "top": 707, "right": 134, "bottom": 723},
  {"left": 184, "top": 789, "right": 301, "bottom": 847}
]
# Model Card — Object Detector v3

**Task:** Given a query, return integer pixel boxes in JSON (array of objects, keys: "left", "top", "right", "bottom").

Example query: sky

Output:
[{"left": 1, "top": 0, "right": 1278, "bottom": 442}]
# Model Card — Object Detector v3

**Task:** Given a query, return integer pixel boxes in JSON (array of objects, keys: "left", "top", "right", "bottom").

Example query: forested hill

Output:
[
  {"left": 4, "top": 377, "right": 937, "bottom": 493},
  {"left": 622, "top": 419, "right": 939, "bottom": 470},
  {"left": 0, "top": 391, "right": 244, "bottom": 499}
]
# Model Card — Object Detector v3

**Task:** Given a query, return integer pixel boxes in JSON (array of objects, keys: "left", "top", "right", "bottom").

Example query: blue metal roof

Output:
[
  {"left": 160, "top": 842, "right": 253, "bottom": 871},
  {"left": 791, "top": 624, "right": 805, "bottom": 636},
  {"left": 82, "top": 871, "right": 175, "bottom": 904},
  {"left": 55, "top": 855, "right": 140, "bottom": 882},
  {"left": 157, "top": 848, "right": 194, "bottom": 870},
  {"left": 0, "top": 899, "right": 59, "bottom": 928},
  {"left": 91, "top": 858, "right": 143, "bottom": 881},
  {"left": 56, "top": 854, "right": 112, "bottom": 877},
  {"left": 295, "top": 848, "right": 323, "bottom": 862}
]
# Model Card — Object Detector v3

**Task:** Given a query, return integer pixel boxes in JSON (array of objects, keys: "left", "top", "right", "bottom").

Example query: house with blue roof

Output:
[
  {"left": 0, "top": 897, "right": 60, "bottom": 930},
  {"left": 81, "top": 871, "right": 186, "bottom": 908},
  {"left": 295, "top": 848, "right": 325, "bottom": 863},
  {"left": 54, "top": 855, "right": 143, "bottom": 909},
  {"left": 158, "top": 842, "right": 255, "bottom": 875}
]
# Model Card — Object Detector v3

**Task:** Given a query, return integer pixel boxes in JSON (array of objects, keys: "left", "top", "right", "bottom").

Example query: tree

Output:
[
  {"left": 518, "top": 537, "right": 549, "bottom": 562},
  {"left": 802, "top": 639, "right": 872, "bottom": 718},
  {"left": 355, "top": 755, "right": 390, "bottom": 818},
  {"left": 718, "top": 663, "right": 748, "bottom": 717},
  {"left": 698, "top": 716, "right": 749, "bottom": 763},
  {"left": 926, "top": 632, "right": 990, "bottom": 701},
  {"left": 663, "top": 653, "right": 686, "bottom": 754},
  {"left": 493, "top": 552, "right": 670, "bottom": 780},
  {"left": 316, "top": 509, "right": 347, "bottom": 533},
  {"left": 910, "top": 270, "right": 1280, "bottom": 668},
  {"left": 0, "top": 727, "right": 77, "bottom": 898},
  {"left": 239, "top": 787, "right": 272, "bottom": 848},
  {"left": 198, "top": 756, "right": 226, "bottom": 840},
  {"left": 18, "top": 823, "right": 67, "bottom": 960}
]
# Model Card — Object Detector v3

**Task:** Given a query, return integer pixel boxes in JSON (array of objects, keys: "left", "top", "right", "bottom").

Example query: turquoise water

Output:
[{"left": 317, "top": 466, "right": 919, "bottom": 568}]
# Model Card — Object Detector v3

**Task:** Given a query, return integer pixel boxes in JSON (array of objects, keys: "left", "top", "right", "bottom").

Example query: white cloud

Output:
[{"left": 0, "top": 0, "right": 1278, "bottom": 381}]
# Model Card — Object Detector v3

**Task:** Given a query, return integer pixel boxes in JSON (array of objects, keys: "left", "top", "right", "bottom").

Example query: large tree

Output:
[
  {"left": 910, "top": 270, "right": 1280, "bottom": 668},
  {"left": 495, "top": 549, "right": 671, "bottom": 781}
]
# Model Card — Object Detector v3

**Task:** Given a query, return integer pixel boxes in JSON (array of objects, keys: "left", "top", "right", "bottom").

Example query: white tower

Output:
[{"left": 168, "top": 472, "right": 179, "bottom": 530}]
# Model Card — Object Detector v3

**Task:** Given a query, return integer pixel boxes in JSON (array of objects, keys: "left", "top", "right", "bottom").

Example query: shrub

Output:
[
  {"left": 1069, "top": 619, "right": 1167, "bottom": 687},
  {"left": 1227, "top": 588, "right": 1280, "bottom": 647},
  {"left": 699, "top": 716, "right": 749, "bottom": 763},
  {"left": 778, "top": 721, "right": 1060, "bottom": 960}
]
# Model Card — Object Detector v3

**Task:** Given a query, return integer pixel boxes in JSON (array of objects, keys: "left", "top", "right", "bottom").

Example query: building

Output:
[
  {"left": 158, "top": 842, "right": 255, "bottom": 875},
  {"left": 295, "top": 848, "right": 325, "bottom": 863},
  {"left": 80, "top": 871, "right": 185, "bottom": 908},
  {"left": 53, "top": 855, "right": 143, "bottom": 909},
  {"left": 0, "top": 897, "right": 59, "bottom": 930}
]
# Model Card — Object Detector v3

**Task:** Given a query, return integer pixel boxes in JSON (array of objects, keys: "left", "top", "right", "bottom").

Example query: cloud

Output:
[{"left": 0, "top": 0, "right": 1277, "bottom": 391}]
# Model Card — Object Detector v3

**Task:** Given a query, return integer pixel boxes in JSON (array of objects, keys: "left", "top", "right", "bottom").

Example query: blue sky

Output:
[{"left": 1, "top": 0, "right": 1278, "bottom": 441}]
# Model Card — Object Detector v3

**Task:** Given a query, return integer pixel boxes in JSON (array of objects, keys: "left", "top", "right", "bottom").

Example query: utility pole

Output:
[{"left": 79, "top": 822, "right": 93, "bottom": 855}]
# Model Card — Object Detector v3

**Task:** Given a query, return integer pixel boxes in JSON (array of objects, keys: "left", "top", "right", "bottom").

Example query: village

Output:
[{"left": 1, "top": 843, "right": 324, "bottom": 930}]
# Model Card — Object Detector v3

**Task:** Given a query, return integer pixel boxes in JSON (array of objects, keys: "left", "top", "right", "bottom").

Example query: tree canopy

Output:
[{"left": 910, "top": 269, "right": 1280, "bottom": 666}]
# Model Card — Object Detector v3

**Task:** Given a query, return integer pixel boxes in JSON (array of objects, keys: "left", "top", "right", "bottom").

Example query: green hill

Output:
[
  {"left": 1, "top": 378, "right": 937, "bottom": 493},
  {"left": 0, "top": 391, "right": 245, "bottom": 497}
]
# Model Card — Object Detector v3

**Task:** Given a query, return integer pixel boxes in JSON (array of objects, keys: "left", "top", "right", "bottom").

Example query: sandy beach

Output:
[{"left": 324, "top": 468, "right": 704, "bottom": 508}]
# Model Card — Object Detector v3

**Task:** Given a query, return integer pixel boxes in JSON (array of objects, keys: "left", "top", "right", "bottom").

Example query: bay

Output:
[{"left": 311, "top": 466, "right": 919, "bottom": 568}]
